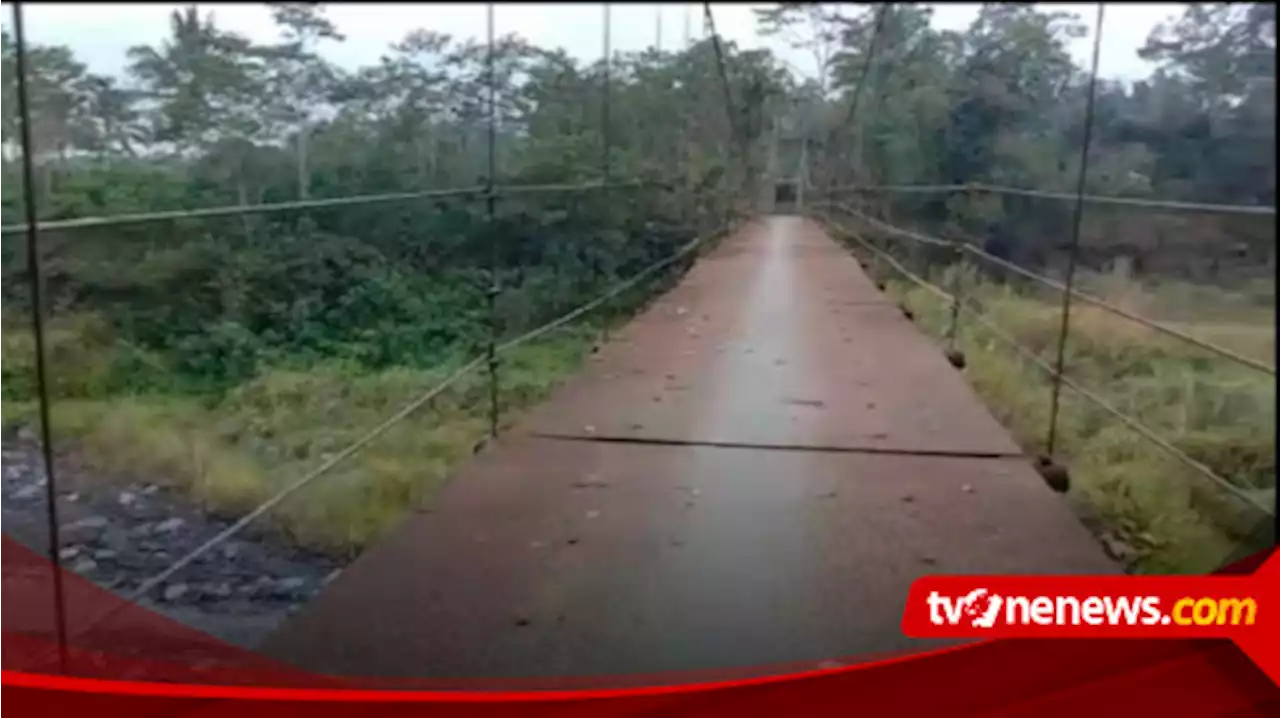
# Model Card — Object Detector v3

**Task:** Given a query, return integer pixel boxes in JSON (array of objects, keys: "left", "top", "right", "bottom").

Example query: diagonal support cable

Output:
[
  {"left": 825, "top": 4, "right": 889, "bottom": 189},
  {"left": 60, "top": 217, "right": 740, "bottom": 648},
  {"left": 817, "top": 209, "right": 1274, "bottom": 518},
  {"left": 702, "top": 3, "right": 747, "bottom": 169},
  {"left": 820, "top": 182, "right": 1277, "bottom": 216}
]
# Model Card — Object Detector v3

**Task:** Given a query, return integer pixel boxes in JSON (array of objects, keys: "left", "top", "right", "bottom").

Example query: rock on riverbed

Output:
[{"left": 1, "top": 439, "right": 343, "bottom": 648}]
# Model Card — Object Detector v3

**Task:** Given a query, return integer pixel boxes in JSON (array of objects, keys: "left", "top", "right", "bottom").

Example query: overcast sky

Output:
[{"left": 5, "top": 3, "right": 1188, "bottom": 82}]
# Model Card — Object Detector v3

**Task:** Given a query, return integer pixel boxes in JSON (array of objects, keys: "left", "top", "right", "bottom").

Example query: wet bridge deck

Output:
[{"left": 262, "top": 217, "right": 1114, "bottom": 681}]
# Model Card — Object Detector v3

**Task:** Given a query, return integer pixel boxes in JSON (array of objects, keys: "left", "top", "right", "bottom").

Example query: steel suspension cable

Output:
[
  {"left": 1046, "top": 3, "right": 1105, "bottom": 459},
  {"left": 821, "top": 182, "right": 1276, "bottom": 216},
  {"left": 11, "top": 0, "right": 69, "bottom": 673},
  {"left": 484, "top": 2, "right": 501, "bottom": 438},
  {"left": 602, "top": 3, "right": 612, "bottom": 184},
  {"left": 825, "top": 4, "right": 890, "bottom": 189},
  {"left": 18, "top": 2, "right": 739, "bottom": 652},
  {"left": 63, "top": 217, "right": 738, "bottom": 646},
  {"left": 961, "top": 244, "right": 1277, "bottom": 376},
  {"left": 818, "top": 210, "right": 1274, "bottom": 517},
  {"left": 968, "top": 183, "right": 1277, "bottom": 217},
  {"left": 598, "top": 3, "right": 613, "bottom": 339},
  {"left": 0, "top": 181, "right": 657, "bottom": 238},
  {"left": 702, "top": 3, "right": 747, "bottom": 172},
  {"left": 821, "top": 199, "right": 1277, "bottom": 376}
]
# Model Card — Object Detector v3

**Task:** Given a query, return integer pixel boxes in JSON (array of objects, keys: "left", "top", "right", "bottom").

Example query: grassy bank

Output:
[
  {"left": 0, "top": 215, "right": 720, "bottom": 558},
  {"left": 1, "top": 316, "right": 602, "bottom": 557},
  {"left": 881, "top": 261, "right": 1274, "bottom": 574}
]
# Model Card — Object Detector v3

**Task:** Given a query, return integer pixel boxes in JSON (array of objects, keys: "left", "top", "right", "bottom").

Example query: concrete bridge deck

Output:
[{"left": 262, "top": 216, "right": 1114, "bottom": 681}]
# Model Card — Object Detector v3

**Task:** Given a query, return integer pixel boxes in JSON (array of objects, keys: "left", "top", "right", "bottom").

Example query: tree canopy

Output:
[{"left": 0, "top": 3, "right": 1273, "bottom": 393}]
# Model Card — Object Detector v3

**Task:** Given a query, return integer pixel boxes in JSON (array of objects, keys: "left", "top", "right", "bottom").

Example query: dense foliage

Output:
[
  {"left": 4, "top": 4, "right": 1273, "bottom": 385},
  {"left": 1, "top": 3, "right": 795, "bottom": 395},
  {"left": 762, "top": 3, "right": 1274, "bottom": 278},
  {"left": 1, "top": 3, "right": 1273, "bottom": 392}
]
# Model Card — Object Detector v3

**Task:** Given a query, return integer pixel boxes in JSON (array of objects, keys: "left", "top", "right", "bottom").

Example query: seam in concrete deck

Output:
[{"left": 527, "top": 431, "right": 1031, "bottom": 461}]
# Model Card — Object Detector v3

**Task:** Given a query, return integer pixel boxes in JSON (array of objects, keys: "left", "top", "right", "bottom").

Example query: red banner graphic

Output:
[
  {"left": 3, "top": 536, "right": 1278, "bottom": 714},
  {"left": 902, "top": 551, "right": 1280, "bottom": 681}
]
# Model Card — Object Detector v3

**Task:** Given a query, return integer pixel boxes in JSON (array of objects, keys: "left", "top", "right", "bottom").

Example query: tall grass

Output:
[
  {"left": 885, "top": 261, "right": 1275, "bottom": 573},
  {"left": 2, "top": 319, "right": 599, "bottom": 557}
]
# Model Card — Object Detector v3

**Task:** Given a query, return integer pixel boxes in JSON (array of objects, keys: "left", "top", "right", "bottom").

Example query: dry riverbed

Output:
[{"left": 2, "top": 433, "right": 344, "bottom": 648}]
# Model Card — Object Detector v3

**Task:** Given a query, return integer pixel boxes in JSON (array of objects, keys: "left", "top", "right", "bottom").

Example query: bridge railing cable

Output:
[
  {"left": 10, "top": 1, "right": 69, "bottom": 673},
  {"left": 810, "top": 2, "right": 1274, "bottom": 565},
  {"left": 816, "top": 206, "right": 1274, "bottom": 519},
  {"left": 0, "top": 181, "right": 657, "bottom": 238},
  {"left": 824, "top": 201, "right": 1276, "bottom": 377},
  {"left": 822, "top": 182, "right": 1277, "bottom": 217},
  {"left": 703, "top": 2, "right": 752, "bottom": 209},
  {"left": 5, "top": 1, "right": 749, "bottom": 665},
  {"left": 822, "top": 5, "right": 890, "bottom": 192},
  {"left": 63, "top": 215, "right": 739, "bottom": 643}
]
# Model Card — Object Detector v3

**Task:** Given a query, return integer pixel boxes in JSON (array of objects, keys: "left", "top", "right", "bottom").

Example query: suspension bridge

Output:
[
  {"left": 258, "top": 214, "right": 1117, "bottom": 679},
  {"left": 4, "top": 2, "right": 1274, "bottom": 683}
]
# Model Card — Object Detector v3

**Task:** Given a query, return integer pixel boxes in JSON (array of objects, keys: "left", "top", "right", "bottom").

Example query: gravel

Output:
[{"left": 1, "top": 438, "right": 344, "bottom": 648}]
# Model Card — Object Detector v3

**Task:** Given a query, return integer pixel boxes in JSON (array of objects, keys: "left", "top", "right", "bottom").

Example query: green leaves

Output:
[{"left": 2, "top": 2, "right": 1272, "bottom": 399}]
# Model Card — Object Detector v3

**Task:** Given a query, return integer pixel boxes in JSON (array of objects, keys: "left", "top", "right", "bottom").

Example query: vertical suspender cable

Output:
[
  {"left": 602, "top": 3, "right": 612, "bottom": 186},
  {"left": 827, "top": 5, "right": 888, "bottom": 194},
  {"left": 680, "top": 7, "right": 694, "bottom": 231},
  {"left": 485, "top": 3, "right": 500, "bottom": 437},
  {"left": 12, "top": 0, "right": 70, "bottom": 673},
  {"left": 1045, "top": 3, "right": 1105, "bottom": 459},
  {"left": 702, "top": 5, "right": 740, "bottom": 153},
  {"left": 702, "top": 3, "right": 745, "bottom": 220},
  {"left": 599, "top": 3, "right": 612, "bottom": 339}
]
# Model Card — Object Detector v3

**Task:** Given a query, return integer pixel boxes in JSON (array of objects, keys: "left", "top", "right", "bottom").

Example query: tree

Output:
[
  {"left": 77, "top": 73, "right": 147, "bottom": 159},
  {"left": 126, "top": 6, "right": 264, "bottom": 162},
  {"left": 263, "top": 2, "right": 345, "bottom": 199},
  {"left": 2, "top": 0, "right": 1272, "bottom": 355},
  {"left": 754, "top": 2, "right": 846, "bottom": 97},
  {"left": 1139, "top": 3, "right": 1276, "bottom": 204},
  {"left": 2, "top": 31, "right": 16, "bottom": 167}
]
